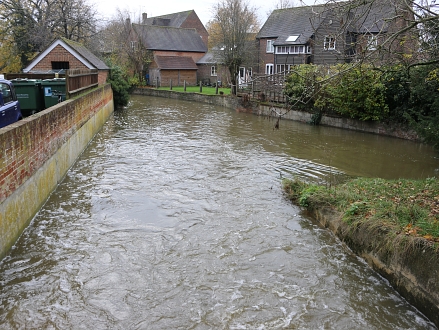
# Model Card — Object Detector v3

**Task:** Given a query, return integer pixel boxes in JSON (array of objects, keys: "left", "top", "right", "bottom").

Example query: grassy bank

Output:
[
  {"left": 283, "top": 177, "right": 439, "bottom": 248},
  {"left": 156, "top": 86, "right": 231, "bottom": 95}
]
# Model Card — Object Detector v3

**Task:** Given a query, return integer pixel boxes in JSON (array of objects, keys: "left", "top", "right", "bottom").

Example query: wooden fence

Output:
[
  {"left": 5, "top": 69, "right": 99, "bottom": 100},
  {"left": 238, "top": 73, "right": 288, "bottom": 103},
  {"left": 66, "top": 69, "right": 98, "bottom": 99}
]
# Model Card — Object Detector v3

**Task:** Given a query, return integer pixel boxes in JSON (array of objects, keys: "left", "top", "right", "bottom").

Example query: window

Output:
[
  {"left": 265, "top": 64, "right": 274, "bottom": 75},
  {"left": 51, "top": 61, "right": 69, "bottom": 70},
  {"left": 367, "top": 34, "right": 378, "bottom": 50},
  {"left": 291, "top": 45, "right": 304, "bottom": 54},
  {"left": 211, "top": 66, "right": 217, "bottom": 76},
  {"left": 266, "top": 40, "right": 274, "bottom": 53},
  {"left": 247, "top": 67, "right": 252, "bottom": 77},
  {"left": 130, "top": 41, "right": 137, "bottom": 50},
  {"left": 275, "top": 45, "right": 308, "bottom": 54},
  {"left": 0, "top": 83, "right": 13, "bottom": 104},
  {"left": 324, "top": 35, "right": 336, "bottom": 50},
  {"left": 276, "top": 64, "right": 286, "bottom": 74},
  {"left": 286, "top": 35, "right": 299, "bottom": 42}
]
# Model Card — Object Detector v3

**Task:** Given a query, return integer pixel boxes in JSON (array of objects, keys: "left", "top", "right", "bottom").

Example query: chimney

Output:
[{"left": 142, "top": 13, "right": 147, "bottom": 24}]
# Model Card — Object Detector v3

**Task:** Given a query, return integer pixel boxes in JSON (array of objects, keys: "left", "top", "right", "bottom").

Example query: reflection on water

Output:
[{"left": 0, "top": 95, "right": 437, "bottom": 329}]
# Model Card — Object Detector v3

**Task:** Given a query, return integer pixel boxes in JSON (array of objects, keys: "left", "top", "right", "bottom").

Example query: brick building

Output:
[
  {"left": 23, "top": 38, "right": 109, "bottom": 85},
  {"left": 131, "top": 10, "right": 208, "bottom": 87},
  {"left": 256, "top": 0, "right": 416, "bottom": 75}
]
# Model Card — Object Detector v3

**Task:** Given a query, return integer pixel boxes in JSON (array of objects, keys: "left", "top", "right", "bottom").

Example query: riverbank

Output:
[{"left": 283, "top": 177, "right": 439, "bottom": 327}]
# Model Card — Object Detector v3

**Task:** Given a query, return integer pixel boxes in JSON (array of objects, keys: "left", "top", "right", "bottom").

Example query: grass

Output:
[
  {"left": 283, "top": 177, "right": 439, "bottom": 244},
  {"left": 155, "top": 86, "right": 231, "bottom": 95}
]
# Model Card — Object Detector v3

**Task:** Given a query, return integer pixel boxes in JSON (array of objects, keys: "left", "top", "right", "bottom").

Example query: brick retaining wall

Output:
[{"left": 0, "top": 84, "right": 114, "bottom": 259}]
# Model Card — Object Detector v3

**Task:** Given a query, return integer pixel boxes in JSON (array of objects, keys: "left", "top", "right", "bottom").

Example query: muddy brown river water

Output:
[{"left": 1, "top": 95, "right": 438, "bottom": 329}]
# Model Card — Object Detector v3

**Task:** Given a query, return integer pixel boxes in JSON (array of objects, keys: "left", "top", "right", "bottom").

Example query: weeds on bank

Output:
[{"left": 283, "top": 177, "right": 439, "bottom": 247}]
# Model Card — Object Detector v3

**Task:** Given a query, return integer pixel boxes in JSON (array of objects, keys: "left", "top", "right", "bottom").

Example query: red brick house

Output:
[
  {"left": 23, "top": 38, "right": 109, "bottom": 85},
  {"left": 131, "top": 10, "right": 208, "bottom": 87},
  {"left": 141, "top": 10, "right": 208, "bottom": 48}
]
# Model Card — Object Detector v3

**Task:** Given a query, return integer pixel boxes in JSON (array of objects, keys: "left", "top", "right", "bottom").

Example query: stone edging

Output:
[{"left": 306, "top": 207, "right": 439, "bottom": 327}]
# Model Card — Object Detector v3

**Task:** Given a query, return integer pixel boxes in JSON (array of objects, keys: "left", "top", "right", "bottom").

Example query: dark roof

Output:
[
  {"left": 155, "top": 56, "right": 198, "bottom": 70},
  {"left": 256, "top": 5, "right": 327, "bottom": 44},
  {"left": 142, "top": 10, "right": 193, "bottom": 28},
  {"left": 132, "top": 24, "right": 207, "bottom": 52},
  {"left": 62, "top": 38, "right": 109, "bottom": 70},
  {"left": 257, "top": 0, "right": 396, "bottom": 45},
  {"left": 197, "top": 52, "right": 215, "bottom": 64},
  {"left": 348, "top": 0, "right": 395, "bottom": 33}
]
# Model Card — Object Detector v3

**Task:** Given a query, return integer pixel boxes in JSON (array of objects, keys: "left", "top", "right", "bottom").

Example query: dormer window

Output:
[{"left": 275, "top": 45, "right": 309, "bottom": 54}]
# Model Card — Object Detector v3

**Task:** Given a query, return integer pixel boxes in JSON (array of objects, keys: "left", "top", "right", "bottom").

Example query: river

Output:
[{"left": 0, "top": 95, "right": 438, "bottom": 329}]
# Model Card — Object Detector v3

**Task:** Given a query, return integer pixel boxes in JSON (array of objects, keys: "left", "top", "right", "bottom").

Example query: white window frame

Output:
[
  {"left": 276, "top": 64, "right": 286, "bottom": 74},
  {"left": 276, "top": 46, "right": 288, "bottom": 54},
  {"left": 266, "top": 40, "right": 274, "bottom": 53},
  {"left": 275, "top": 45, "right": 309, "bottom": 54},
  {"left": 211, "top": 66, "right": 217, "bottom": 76},
  {"left": 367, "top": 34, "right": 378, "bottom": 50},
  {"left": 324, "top": 35, "right": 336, "bottom": 50},
  {"left": 265, "top": 63, "right": 274, "bottom": 75}
]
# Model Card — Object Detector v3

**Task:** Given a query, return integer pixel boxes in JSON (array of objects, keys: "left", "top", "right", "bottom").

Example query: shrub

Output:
[
  {"left": 324, "top": 65, "right": 389, "bottom": 121},
  {"left": 106, "top": 65, "right": 131, "bottom": 108},
  {"left": 285, "top": 65, "right": 326, "bottom": 111}
]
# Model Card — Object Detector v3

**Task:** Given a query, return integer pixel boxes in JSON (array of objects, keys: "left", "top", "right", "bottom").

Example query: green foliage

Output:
[
  {"left": 285, "top": 65, "right": 322, "bottom": 110},
  {"left": 285, "top": 64, "right": 389, "bottom": 121},
  {"left": 106, "top": 62, "right": 131, "bottom": 108},
  {"left": 299, "top": 185, "right": 325, "bottom": 207},
  {"left": 284, "top": 63, "right": 439, "bottom": 149},
  {"left": 380, "top": 66, "right": 410, "bottom": 123},
  {"left": 324, "top": 65, "right": 389, "bottom": 121},
  {"left": 404, "top": 65, "right": 439, "bottom": 149}
]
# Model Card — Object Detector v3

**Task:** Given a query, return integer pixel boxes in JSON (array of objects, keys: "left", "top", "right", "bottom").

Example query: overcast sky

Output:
[{"left": 93, "top": 0, "right": 322, "bottom": 25}]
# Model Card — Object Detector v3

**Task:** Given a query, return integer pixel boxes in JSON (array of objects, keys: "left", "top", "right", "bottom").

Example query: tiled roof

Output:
[
  {"left": 349, "top": 0, "right": 395, "bottom": 33},
  {"left": 23, "top": 38, "right": 109, "bottom": 73},
  {"left": 197, "top": 52, "right": 216, "bottom": 64},
  {"left": 142, "top": 10, "right": 193, "bottom": 28},
  {"left": 256, "top": 5, "right": 327, "bottom": 45},
  {"left": 257, "top": 0, "right": 396, "bottom": 45},
  {"left": 133, "top": 24, "right": 207, "bottom": 52},
  {"left": 155, "top": 56, "right": 198, "bottom": 70},
  {"left": 62, "top": 38, "right": 109, "bottom": 70}
]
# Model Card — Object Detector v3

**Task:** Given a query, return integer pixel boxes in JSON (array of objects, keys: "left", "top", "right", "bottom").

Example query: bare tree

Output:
[
  {"left": 209, "top": 0, "right": 260, "bottom": 94},
  {"left": 0, "top": 0, "right": 97, "bottom": 68},
  {"left": 97, "top": 9, "right": 153, "bottom": 81},
  {"left": 273, "top": 0, "right": 297, "bottom": 9}
]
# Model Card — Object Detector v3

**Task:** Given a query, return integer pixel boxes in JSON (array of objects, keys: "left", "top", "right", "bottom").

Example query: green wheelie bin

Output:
[
  {"left": 42, "top": 78, "right": 66, "bottom": 108},
  {"left": 10, "top": 78, "right": 45, "bottom": 116}
]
